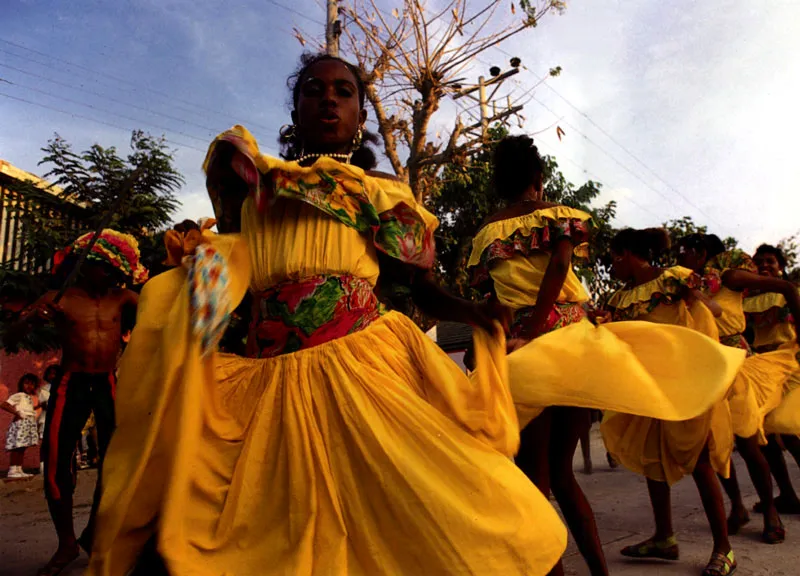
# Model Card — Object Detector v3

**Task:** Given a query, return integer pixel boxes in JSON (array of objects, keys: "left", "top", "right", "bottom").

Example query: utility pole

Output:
[
  {"left": 326, "top": 0, "right": 341, "bottom": 57},
  {"left": 452, "top": 59, "right": 524, "bottom": 151}
]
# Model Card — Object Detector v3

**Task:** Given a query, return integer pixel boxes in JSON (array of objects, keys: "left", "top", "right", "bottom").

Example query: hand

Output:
[
  {"left": 33, "top": 301, "right": 62, "bottom": 322},
  {"left": 588, "top": 309, "right": 612, "bottom": 325},
  {"left": 506, "top": 338, "right": 529, "bottom": 354},
  {"left": 470, "top": 300, "right": 513, "bottom": 334}
]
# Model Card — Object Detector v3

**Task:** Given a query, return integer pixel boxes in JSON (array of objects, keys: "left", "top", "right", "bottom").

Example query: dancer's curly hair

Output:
[{"left": 492, "top": 135, "right": 545, "bottom": 202}]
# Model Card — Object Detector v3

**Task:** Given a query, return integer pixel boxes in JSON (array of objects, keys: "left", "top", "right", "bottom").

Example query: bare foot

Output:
[
  {"left": 727, "top": 506, "right": 750, "bottom": 535},
  {"left": 37, "top": 544, "right": 80, "bottom": 576}
]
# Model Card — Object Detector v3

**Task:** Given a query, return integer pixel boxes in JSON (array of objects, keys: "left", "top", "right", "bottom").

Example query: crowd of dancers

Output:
[{"left": 9, "top": 52, "right": 800, "bottom": 576}]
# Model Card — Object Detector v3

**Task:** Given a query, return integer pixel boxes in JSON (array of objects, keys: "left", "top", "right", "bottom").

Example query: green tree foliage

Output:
[
  {"left": 662, "top": 216, "right": 737, "bottom": 260},
  {"left": 0, "top": 131, "right": 183, "bottom": 352},
  {"left": 429, "top": 125, "right": 616, "bottom": 301}
]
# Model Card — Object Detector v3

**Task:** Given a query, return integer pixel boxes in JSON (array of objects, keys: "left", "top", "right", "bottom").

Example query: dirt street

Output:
[{"left": 2, "top": 427, "right": 799, "bottom": 575}]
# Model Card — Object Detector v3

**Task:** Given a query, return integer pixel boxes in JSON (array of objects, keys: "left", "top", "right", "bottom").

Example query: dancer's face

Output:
[
  {"left": 22, "top": 379, "right": 36, "bottom": 395},
  {"left": 294, "top": 60, "right": 367, "bottom": 155},
  {"left": 610, "top": 250, "right": 632, "bottom": 281},
  {"left": 677, "top": 246, "right": 705, "bottom": 272},
  {"left": 754, "top": 252, "right": 782, "bottom": 277}
]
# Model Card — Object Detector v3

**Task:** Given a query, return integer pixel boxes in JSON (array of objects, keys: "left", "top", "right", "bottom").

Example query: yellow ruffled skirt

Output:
[
  {"left": 728, "top": 346, "right": 799, "bottom": 442},
  {"left": 507, "top": 320, "right": 745, "bottom": 428},
  {"left": 88, "top": 239, "right": 567, "bottom": 576},
  {"left": 764, "top": 363, "right": 800, "bottom": 436},
  {"left": 601, "top": 402, "right": 733, "bottom": 484}
]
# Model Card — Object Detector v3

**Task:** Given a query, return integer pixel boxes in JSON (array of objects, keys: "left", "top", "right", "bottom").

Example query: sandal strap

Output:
[{"left": 703, "top": 551, "right": 736, "bottom": 576}]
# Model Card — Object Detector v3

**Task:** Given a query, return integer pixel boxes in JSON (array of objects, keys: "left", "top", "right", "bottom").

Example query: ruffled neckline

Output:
[
  {"left": 468, "top": 206, "right": 593, "bottom": 269},
  {"left": 608, "top": 266, "right": 697, "bottom": 310},
  {"left": 744, "top": 292, "right": 788, "bottom": 314}
]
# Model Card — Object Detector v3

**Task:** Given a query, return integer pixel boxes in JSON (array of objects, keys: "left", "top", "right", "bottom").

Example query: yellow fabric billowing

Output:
[
  {"left": 601, "top": 276, "right": 733, "bottom": 484},
  {"left": 487, "top": 255, "right": 589, "bottom": 310},
  {"left": 507, "top": 319, "right": 744, "bottom": 429},
  {"left": 467, "top": 208, "right": 591, "bottom": 308},
  {"left": 765, "top": 369, "right": 800, "bottom": 434},
  {"left": 89, "top": 233, "right": 568, "bottom": 576},
  {"left": 708, "top": 285, "right": 800, "bottom": 441},
  {"left": 728, "top": 347, "right": 799, "bottom": 442}
]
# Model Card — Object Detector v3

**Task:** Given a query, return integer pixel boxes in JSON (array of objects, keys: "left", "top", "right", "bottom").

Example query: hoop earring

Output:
[
  {"left": 352, "top": 126, "right": 363, "bottom": 150},
  {"left": 280, "top": 124, "right": 299, "bottom": 146}
]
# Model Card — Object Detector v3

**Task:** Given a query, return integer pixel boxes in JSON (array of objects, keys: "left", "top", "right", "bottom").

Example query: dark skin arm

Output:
[
  {"left": 205, "top": 141, "right": 251, "bottom": 234},
  {"left": 683, "top": 286, "right": 723, "bottom": 317},
  {"left": 3, "top": 292, "right": 60, "bottom": 349},
  {"left": 377, "top": 253, "right": 509, "bottom": 333},
  {"left": 0, "top": 402, "right": 22, "bottom": 419},
  {"left": 516, "top": 236, "right": 573, "bottom": 339},
  {"left": 723, "top": 270, "right": 800, "bottom": 340}
]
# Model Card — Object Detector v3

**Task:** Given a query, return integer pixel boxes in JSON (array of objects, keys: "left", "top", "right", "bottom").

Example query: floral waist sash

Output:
[
  {"left": 248, "top": 274, "right": 383, "bottom": 358},
  {"left": 511, "top": 302, "right": 587, "bottom": 339}
]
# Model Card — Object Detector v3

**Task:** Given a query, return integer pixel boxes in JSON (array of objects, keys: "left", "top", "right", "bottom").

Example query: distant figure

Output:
[
  {"left": 5, "top": 229, "right": 145, "bottom": 576},
  {"left": 2, "top": 373, "right": 41, "bottom": 479}
]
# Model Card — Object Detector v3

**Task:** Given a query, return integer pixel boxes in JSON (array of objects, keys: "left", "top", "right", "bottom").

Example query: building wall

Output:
[{"left": 0, "top": 349, "right": 60, "bottom": 472}]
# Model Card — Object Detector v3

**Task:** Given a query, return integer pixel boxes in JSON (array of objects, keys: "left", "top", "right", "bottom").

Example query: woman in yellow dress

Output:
[
  {"left": 468, "top": 136, "right": 745, "bottom": 576},
  {"left": 677, "top": 233, "right": 800, "bottom": 543},
  {"left": 745, "top": 244, "right": 800, "bottom": 514},
  {"left": 87, "top": 53, "right": 572, "bottom": 576},
  {"left": 89, "top": 57, "right": 743, "bottom": 576},
  {"left": 602, "top": 228, "right": 736, "bottom": 576}
]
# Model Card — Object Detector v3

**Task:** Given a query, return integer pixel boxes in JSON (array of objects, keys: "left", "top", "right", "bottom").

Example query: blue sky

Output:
[{"left": 2, "top": 0, "right": 799, "bottom": 252}]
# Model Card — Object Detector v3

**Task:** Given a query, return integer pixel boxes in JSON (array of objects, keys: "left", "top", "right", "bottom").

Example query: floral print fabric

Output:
[
  {"left": 510, "top": 302, "right": 587, "bottom": 339},
  {"left": 250, "top": 274, "right": 384, "bottom": 358},
  {"left": 470, "top": 217, "right": 592, "bottom": 287},
  {"left": 609, "top": 270, "right": 701, "bottom": 321},
  {"left": 188, "top": 244, "right": 232, "bottom": 356}
]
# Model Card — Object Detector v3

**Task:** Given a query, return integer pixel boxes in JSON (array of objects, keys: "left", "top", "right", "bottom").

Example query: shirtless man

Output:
[{"left": 7, "top": 229, "right": 144, "bottom": 576}]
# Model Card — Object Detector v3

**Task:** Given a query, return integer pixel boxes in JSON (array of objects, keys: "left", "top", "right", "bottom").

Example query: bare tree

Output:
[{"left": 303, "top": 0, "right": 566, "bottom": 200}]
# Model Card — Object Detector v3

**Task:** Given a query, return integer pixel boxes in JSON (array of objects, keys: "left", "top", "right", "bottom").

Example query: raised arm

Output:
[
  {"left": 377, "top": 254, "right": 508, "bottom": 333},
  {"left": 683, "top": 286, "right": 723, "bottom": 317},
  {"left": 723, "top": 270, "right": 800, "bottom": 338},
  {"left": 513, "top": 236, "right": 573, "bottom": 340},
  {"left": 3, "top": 291, "right": 60, "bottom": 350},
  {"left": 205, "top": 141, "right": 252, "bottom": 234}
]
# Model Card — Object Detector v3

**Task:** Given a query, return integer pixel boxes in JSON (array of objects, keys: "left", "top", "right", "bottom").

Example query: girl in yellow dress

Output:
[
  {"left": 677, "top": 233, "right": 800, "bottom": 544},
  {"left": 89, "top": 58, "right": 744, "bottom": 576},
  {"left": 745, "top": 244, "right": 800, "bottom": 514},
  {"left": 602, "top": 228, "right": 736, "bottom": 576},
  {"left": 468, "top": 136, "right": 745, "bottom": 576},
  {"left": 88, "top": 53, "right": 572, "bottom": 576}
]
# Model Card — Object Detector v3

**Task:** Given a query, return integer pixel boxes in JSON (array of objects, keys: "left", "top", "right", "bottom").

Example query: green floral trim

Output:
[
  {"left": 609, "top": 272, "right": 700, "bottom": 321},
  {"left": 705, "top": 250, "right": 758, "bottom": 276},
  {"left": 375, "top": 202, "right": 436, "bottom": 268},
  {"left": 469, "top": 217, "right": 592, "bottom": 286}
]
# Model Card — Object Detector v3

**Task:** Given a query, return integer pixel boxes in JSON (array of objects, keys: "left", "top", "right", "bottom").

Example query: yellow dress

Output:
[
  {"left": 88, "top": 126, "right": 568, "bottom": 576},
  {"left": 467, "top": 211, "right": 745, "bottom": 429},
  {"left": 743, "top": 291, "right": 800, "bottom": 435},
  {"left": 600, "top": 267, "right": 733, "bottom": 484},
  {"left": 703, "top": 251, "right": 799, "bottom": 442}
]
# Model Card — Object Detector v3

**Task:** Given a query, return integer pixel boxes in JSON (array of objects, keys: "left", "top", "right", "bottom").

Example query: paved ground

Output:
[{"left": 2, "top": 426, "right": 800, "bottom": 575}]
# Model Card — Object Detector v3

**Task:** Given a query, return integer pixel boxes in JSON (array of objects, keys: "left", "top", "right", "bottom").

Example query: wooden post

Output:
[{"left": 326, "top": 0, "right": 340, "bottom": 57}]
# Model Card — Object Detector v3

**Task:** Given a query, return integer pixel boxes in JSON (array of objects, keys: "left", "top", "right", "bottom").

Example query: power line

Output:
[
  {"left": 0, "top": 38, "right": 275, "bottom": 132},
  {"left": 530, "top": 95, "right": 685, "bottom": 213},
  {"left": 3, "top": 79, "right": 211, "bottom": 144},
  {"left": 0, "top": 62, "right": 220, "bottom": 136},
  {"left": 0, "top": 91, "right": 206, "bottom": 153},
  {"left": 266, "top": 0, "right": 326, "bottom": 25},
  {"left": 492, "top": 44, "right": 723, "bottom": 227},
  {"left": 535, "top": 137, "right": 662, "bottom": 222}
]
